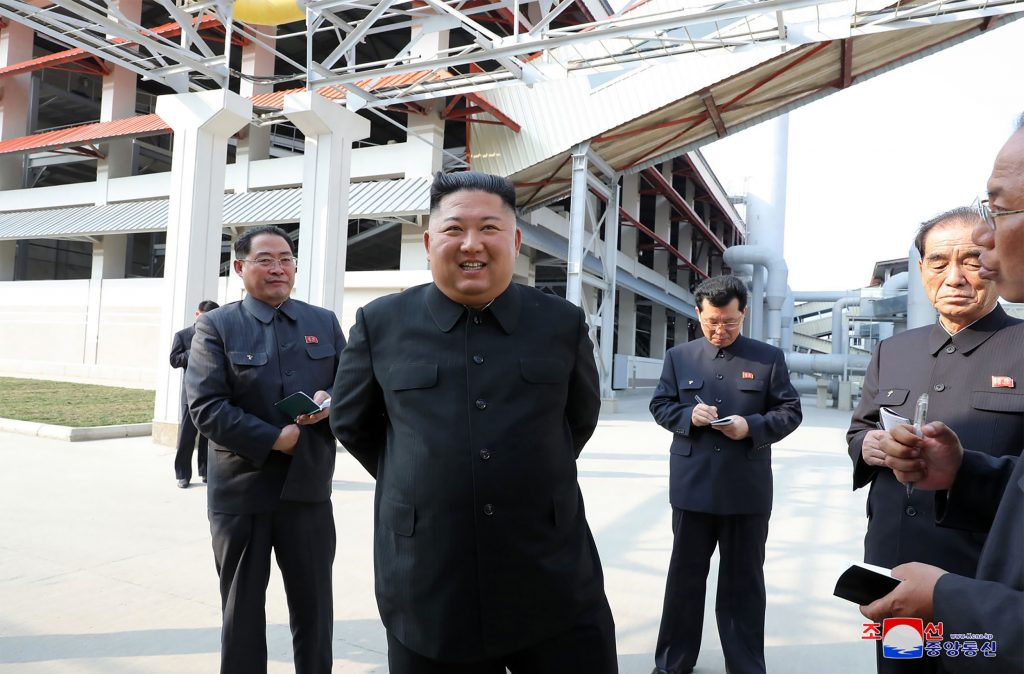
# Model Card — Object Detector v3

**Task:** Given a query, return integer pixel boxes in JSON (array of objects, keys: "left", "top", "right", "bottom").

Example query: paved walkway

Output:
[{"left": 0, "top": 391, "right": 875, "bottom": 673}]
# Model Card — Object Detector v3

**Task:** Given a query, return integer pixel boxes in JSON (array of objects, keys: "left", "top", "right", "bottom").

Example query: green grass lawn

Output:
[{"left": 0, "top": 377, "right": 155, "bottom": 427}]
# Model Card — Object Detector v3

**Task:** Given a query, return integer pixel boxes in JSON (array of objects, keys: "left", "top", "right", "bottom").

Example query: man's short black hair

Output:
[
  {"left": 234, "top": 225, "right": 295, "bottom": 258},
  {"left": 914, "top": 206, "right": 982, "bottom": 257},
  {"left": 694, "top": 275, "right": 748, "bottom": 312},
  {"left": 430, "top": 171, "right": 517, "bottom": 213},
  {"left": 198, "top": 300, "right": 220, "bottom": 313}
]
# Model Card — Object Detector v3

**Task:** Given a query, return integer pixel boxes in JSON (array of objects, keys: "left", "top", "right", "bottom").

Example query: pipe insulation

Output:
[{"left": 723, "top": 244, "right": 788, "bottom": 346}]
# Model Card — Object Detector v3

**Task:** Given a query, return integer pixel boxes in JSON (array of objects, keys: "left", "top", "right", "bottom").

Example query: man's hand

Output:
[
  {"left": 273, "top": 424, "right": 300, "bottom": 454},
  {"left": 296, "top": 390, "right": 331, "bottom": 426},
  {"left": 880, "top": 422, "right": 964, "bottom": 490},
  {"left": 714, "top": 415, "right": 749, "bottom": 440},
  {"left": 861, "top": 429, "right": 889, "bottom": 467},
  {"left": 692, "top": 403, "right": 719, "bottom": 427},
  {"left": 860, "top": 562, "right": 948, "bottom": 622}
]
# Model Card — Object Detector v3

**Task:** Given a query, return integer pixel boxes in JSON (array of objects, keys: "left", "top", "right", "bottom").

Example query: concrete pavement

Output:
[{"left": 0, "top": 391, "right": 875, "bottom": 673}]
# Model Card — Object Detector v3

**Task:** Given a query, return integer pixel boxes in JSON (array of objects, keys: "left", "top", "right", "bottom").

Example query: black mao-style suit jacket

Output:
[
  {"left": 185, "top": 295, "right": 345, "bottom": 514},
  {"left": 846, "top": 305, "right": 1024, "bottom": 576},
  {"left": 650, "top": 335, "right": 802, "bottom": 515},
  {"left": 170, "top": 325, "right": 195, "bottom": 405},
  {"left": 330, "top": 282, "right": 608, "bottom": 663}
]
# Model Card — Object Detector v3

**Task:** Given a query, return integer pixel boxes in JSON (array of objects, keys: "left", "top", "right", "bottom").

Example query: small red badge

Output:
[
  {"left": 742, "top": 371, "right": 754, "bottom": 379},
  {"left": 304, "top": 335, "right": 319, "bottom": 344},
  {"left": 992, "top": 375, "right": 1015, "bottom": 388}
]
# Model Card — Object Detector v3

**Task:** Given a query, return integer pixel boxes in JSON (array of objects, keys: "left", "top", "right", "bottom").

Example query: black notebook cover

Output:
[{"left": 834, "top": 563, "right": 901, "bottom": 605}]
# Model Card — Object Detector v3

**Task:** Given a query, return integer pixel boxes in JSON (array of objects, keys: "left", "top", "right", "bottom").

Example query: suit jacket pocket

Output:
[
  {"left": 971, "top": 391, "right": 1024, "bottom": 413},
  {"left": 679, "top": 377, "right": 704, "bottom": 392},
  {"left": 737, "top": 379, "right": 766, "bottom": 392},
  {"left": 227, "top": 350, "right": 268, "bottom": 367},
  {"left": 380, "top": 497, "right": 415, "bottom": 536},
  {"left": 388, "top": 363, "right": 438, "bottom": 391},
  {"left": 669, "top": 436, "right": 692, "bottom": 456},
  {"left": 304, "top": 343, "right": 336, "bottom": 360},
  {"left": 521, "top": 357, "right": 565, "bottom": 384},
  {"left": 874, "top": 388, "right": 910, "bottom": 406}
]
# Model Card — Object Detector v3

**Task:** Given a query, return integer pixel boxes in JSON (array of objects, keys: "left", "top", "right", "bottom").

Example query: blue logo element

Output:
[{"left": 883, "top": 619, "right": 925, "bottom": 659}]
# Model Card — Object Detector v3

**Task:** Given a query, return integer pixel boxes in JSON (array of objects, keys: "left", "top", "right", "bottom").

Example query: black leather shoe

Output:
[
  {"left": 200, "top": 475, "right": 207, "bottom": 483},
  {"left": 177, "top": 479, "right": 189, "bottom": 489}
]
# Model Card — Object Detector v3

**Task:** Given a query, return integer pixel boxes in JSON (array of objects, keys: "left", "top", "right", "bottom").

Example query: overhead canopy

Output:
[{"left": 0, "top": 178, "right": 430, "bottom": 241}]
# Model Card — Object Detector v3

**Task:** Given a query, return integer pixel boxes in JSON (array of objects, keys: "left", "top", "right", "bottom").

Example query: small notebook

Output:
[
  {"left": 275, "top": 391, "right": 330, "bottom": 420},
  {"left": 834, "top": 562, "right": 901, "bottom": 605}
]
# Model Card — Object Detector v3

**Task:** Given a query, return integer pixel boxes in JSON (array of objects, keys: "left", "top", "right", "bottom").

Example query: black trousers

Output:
[
  {"left": 174, "top": 398, "right": 207, "bottom": 480},
  {"left": 387, "top": 602, "right": 617, "bottom": 674},
  {"left": 654, "top": 508, "right": 770, "bottom": 674},
  {"left": 209, "top": 500, "right": 335, "bottom": 674}
]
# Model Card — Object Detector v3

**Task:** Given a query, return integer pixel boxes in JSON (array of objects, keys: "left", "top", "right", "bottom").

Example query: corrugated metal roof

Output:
[
  {"left": 0, "top": 114, "right": 169, "bottom": 155},
  {"left": 250, "top": 71, "right": 451, "bottom": 109},
  {"left": 467, "top": 15, "right": 1023, "bottom": 210},
  {"left": 0, "top": 178, "right": 430, "bottom": 241}
]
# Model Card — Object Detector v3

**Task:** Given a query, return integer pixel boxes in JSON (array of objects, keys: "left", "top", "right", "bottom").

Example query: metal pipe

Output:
[
  {"left": 565, "top": 142, "right": 589, "bottom": 307},
  {"left": 907, "top": 243, "right": 937, "bottom": 329},
  {"left": 723, "top": 244, "right": 788, "bottom": 346},
  {"left": 882, "top": 271, "right": 909, "bottom": 295},
  {"left": 786, "top": 351, "right": 870, "bottom": 375},
  {"left": 831, "top": 294, "right": 861, "bottom": 355},
  {"left": 781, "top": 286, "right": 794, "bottom": 352}
]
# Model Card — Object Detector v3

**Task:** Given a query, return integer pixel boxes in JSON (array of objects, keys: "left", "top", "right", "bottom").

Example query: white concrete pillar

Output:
[
  {"left": 283, "top": 91, "right": 370, "bottom": 314},
  {"left": 84, "top": 236, "right": 128, "bottom": 364},
  {"left": 674, "top": 310, "right": 688, "bottom": 345},
  {"left": 405, "top": 20, "right": 448, "bottom": 178},
  {"left": 224, "top": 227, "right": 247, "bottom": 302},
  {"left": 653, "top": 164, "right": 672, "bottom": 275},
  {"left": 617, "top": 290, "right": 636, "bottom": 356},
  {"left": 152, "top": 90, "right": 252, "bottom": 435},
  {"left": 232, "top": 25, "right": 276, "bottom": 193},
  {"left": 0, "top": 241, "right": 15, "bottom": 281},
  {"left": 400, "top": 222, "right": 429, "bottom": 270},
  {"left": 650, "top": 304, "right": 667, "bottom": 358},
  {"left": 0, "top": 20, "right": 33, "bottom": 189},
  {"left": 96, "top": 0, "right": 140, "bottom": 203},
  {"left": 513, "top": 252, "right": 535, "bottom": 287},
  {"left": 620, "top": 173, "right": 639, "bottom": 258}
]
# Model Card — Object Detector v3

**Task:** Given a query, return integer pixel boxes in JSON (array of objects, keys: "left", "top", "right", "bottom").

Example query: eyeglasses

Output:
[
  {"left": 241, "top": 256, "right": 297, "bottom": 270},
  {"left": 976, "top": 198, "right": 1024, "bottom": 231},
  {"left": 700, "top": 318, "right": 742, "bottom": 330}
]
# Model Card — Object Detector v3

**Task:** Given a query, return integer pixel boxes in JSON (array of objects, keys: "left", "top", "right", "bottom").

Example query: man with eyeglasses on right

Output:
[
  {"left": 650, "top": 274, "right": 802, "bottom": 674},
  {"left": 862, "top": 116, "right": 1024, "bottom": 672}
]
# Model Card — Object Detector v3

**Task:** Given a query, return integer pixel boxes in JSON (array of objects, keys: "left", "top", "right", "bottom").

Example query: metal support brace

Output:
[
  {"left": 599, "top": 179, "right": 620, "bottom": 399},
  {"left": 566, "top": 141, "right": 589, "bottom": 306}
]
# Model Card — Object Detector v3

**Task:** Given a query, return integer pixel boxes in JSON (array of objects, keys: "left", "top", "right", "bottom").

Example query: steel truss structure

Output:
[{"left": 2, "top": 0, "right": 1021, "bottom": 108}]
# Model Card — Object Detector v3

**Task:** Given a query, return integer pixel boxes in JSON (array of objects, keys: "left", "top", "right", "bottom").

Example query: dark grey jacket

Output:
[
  {"left": 330, "top": 282, "right": 609, "bottom": 662},
  {"left": 650, "top": 335, "right": 802, "bottom": 515},
  {"left": 186, "top": 295, "right": 345, "bottom": 514},
  {"left": 847, "top": 305, "right": 1024, "bottom": 576}
]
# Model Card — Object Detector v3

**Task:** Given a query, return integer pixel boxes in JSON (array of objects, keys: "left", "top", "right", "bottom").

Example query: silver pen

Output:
[
  {"left": 909, "top": 393, "right": 929, "bottom": 497},
  {"left": 694, "top": 395, "right": 706, "bottom": 406}
]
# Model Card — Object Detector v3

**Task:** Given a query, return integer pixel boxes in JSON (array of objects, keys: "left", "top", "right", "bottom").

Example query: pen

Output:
[
  {"left": 694, "top": 395, "right": 706, "bottom": 405},
  {"left": 909, "top": 393, "right": 929, "bottom": 497}
]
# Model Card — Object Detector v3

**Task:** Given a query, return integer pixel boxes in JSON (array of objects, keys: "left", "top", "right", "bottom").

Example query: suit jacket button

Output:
[
  {"left": 716, "top": 374, "right": 724, "bottom": 380},
  {"left": 933, "top": 383, "right": 945, "bottom": 392},
  {"left": 944, "top": 345, "right": 956, "bottom": 354},
  {"left": 284, "top": 369, "right": 295, "bottom": 376},
  {"left": 714, "top": 446, "right": 721, "bottom": 452},
  {"left": 475, "top": 399, "right": 488, "bottom": 410},
  {"left": 473, "top": 355, "right": 484, "bottom": 364},
  {"left": 715, "top": 398, "right": 722, "bottom": 403},
  {"left": 905, "top": 506, "right": 917, "bottom": 517},
  {"left": 480, "top": 449, "right": 491, "bottom": 460},
  {"left": 483, "top": 503, "right": 495, "bottom": 516},
  {"left": 473, "top": 315, "right": 482, "bottom": 325}
]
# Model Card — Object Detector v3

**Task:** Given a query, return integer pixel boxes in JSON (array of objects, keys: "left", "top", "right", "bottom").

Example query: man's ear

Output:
[{"left": 233, "top": 259, "right": 244, "bottom": 277}]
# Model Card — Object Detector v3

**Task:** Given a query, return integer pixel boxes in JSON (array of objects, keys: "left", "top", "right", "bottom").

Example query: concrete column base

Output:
[
  {"left": 816, "top": 379, "right": 830, "bottom": 409},
  {"left": 838, "top": 381, "right": 853, "bottom": 411},
  {"left": 152, "top": 421, "right": 178, "bottom": 447}
]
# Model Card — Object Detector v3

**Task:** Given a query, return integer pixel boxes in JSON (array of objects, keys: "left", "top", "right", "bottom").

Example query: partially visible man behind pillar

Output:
[
  {"left": 170, "top": 299, "right": 219, "bottom": 488},
  {"left": 331, "top": 171, "right": 617, "bottom": 673},
  {"left": 847, "top": 207, "right": 1024, "bottom": 673},
  {"left": 186, "top": 225, "right": 345, "bottom": 674},
  {"left": 650, "top": 275, "right": 802, "bottom": 674}
]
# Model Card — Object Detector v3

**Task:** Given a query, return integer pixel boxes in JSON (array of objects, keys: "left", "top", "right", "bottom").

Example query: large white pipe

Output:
[
  {"left": 781, "top": 286, "right": 794, "bottom": 352},
  {"left": 794, "top": 290, "right": 860, "bottom": 302},
  {"left": 786, "top": 352, "right": 871, "bottom": 376},
  {"left": 907, "top": 244, "right": 937, "bottom": 329},
  {"left": 832, "top": 294, "right": 861, "bottom": 355},
  {"left": 724, "top": 244, "right": 789, "bottom": 346},
  {"left": 882, "top": 271, "right": 909, "bottom": 295}
]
